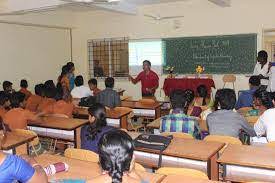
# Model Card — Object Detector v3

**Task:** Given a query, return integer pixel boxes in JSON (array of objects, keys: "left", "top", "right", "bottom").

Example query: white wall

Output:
[
  {"left": 0, "top": 11, "right": 74, "bottom": 91},
  {"left": 71, "top": 0, "right": 275, "bottom": 100}
]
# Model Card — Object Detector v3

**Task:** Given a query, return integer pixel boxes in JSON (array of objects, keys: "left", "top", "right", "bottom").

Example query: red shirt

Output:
[{"left": 135, "top": 70, "right": 159, "bottom": 94}]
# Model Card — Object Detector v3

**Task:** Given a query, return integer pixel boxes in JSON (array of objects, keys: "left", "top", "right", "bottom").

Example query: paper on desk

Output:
[{"left": 250, "top": 136, "right": 268, "bottom": 146}]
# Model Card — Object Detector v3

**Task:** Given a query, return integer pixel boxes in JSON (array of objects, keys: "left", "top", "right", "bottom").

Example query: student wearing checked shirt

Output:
[{"left": 160, "top": 89, "right": 202, "bottom": 140}]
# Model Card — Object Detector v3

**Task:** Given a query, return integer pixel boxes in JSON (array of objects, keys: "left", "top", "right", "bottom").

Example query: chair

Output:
[
  {"left": 161, "top": 132, "right": 194, "bottom": 139},
  {"left": 135, "top": 163, "right": 146, "bottom": 172},
  {"left": 64, "top": 148, "right": 146, "bottom": 172},
  {"left": 13, "top": 129, "right": 41, "bottom": 156},
  {"left": 267, "top": 142, "right": 275, "bottom": 148},
  {"left": 156, "top": 167, "right": 208, "bottom": 180},
  {"left": 222, "top": 74, "right": 236, "bottom": 90},
  {"left": 204, "top": 135, "right": 242, "bottom": 153},
  {"left": 237, "top": 107, "right": 253, "bottom": 115},
  {"left": 64, "top": 148, "right": 99, "bottom": 163}
]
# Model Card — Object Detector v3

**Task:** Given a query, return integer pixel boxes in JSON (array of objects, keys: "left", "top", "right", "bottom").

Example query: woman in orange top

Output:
[
  {"left": 25, "top": 84, "right": 44, "bottom": 112},
  {"left": 19, "top": 79, "right": 32, "bottom": 100},
  {"left": 37, "top": 85, "right": 56, "bottom": 113},
  {"left": 57, "top": 65, "right": 70, "bottom": 99},
  {"left": 4, "top": 92, "right": 42, "bottom": 130}
]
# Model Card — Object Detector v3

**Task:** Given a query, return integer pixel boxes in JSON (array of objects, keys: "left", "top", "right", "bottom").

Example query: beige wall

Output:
[
  {"left": 71, "top": 0, "right": 275, "bottom": 100},
  {"left": 0, "top": 11, "right": 74, "bottom": 91}
]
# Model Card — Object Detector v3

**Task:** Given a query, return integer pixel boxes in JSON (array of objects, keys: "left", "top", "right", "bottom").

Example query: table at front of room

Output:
[
  {"left": 218, "top": 144, "right": 275, "bottom": 182},
  {"left": 132, "top": 135, "right": 224, "bottom": 181},
  {"left": 1, "top": 131, "right": 36, "bottom": 155},
  {"left": 163, "top": 78, "right": 215, "bottom": 96},
  {"left": 73, "top": 107, "right": 132, "bottom": 129},
  {"left": 35, "top": 154, "right": 165, "bottom": 183},
  {"left": 27, "top": 116, "right": 89, "bottom": 148}
]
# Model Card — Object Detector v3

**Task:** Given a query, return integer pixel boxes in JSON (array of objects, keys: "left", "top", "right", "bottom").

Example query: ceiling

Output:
[{"left": 0, "top": 0, "right": 230, "bottom": 16}]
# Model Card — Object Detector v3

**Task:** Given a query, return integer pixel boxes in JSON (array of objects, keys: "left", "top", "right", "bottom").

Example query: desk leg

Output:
[
  {"left": 155, "top": 107, "right": 161, "bottom": 119},
  {"left": 120, "top": 116, "right": 128, "bottom": 129},
  {"left": 12, "top": 147, "right": 16, "bottom": 155},
  {"left": 208, "top": 153, "right": 219, "bottom": 180},
  {"left": 75, "top": 128, "right": 81, "bottom": 149},
  {"left": 26, "top": 142, "right": 30, "bottom": 155}
]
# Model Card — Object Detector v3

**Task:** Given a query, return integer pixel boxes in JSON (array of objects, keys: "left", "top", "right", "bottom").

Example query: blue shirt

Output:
[
  {"left": 81, "top": 124, "right": 115, "bottom": 153},
  {"left": 68, "top": 73, "right": 75, "bottom": 91},
  {"left": 235, "top": 88, "right": 257, "bottom": 110},
  {"left": 0, "top": 154, "right": 35, "bottom": 183}
]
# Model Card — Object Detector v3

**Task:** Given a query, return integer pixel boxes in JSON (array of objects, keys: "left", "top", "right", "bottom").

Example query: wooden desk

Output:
[
  {"left": 74, "top": 107, "right": 132, "bottom": 129},
  {"left": 161, "top": 175, "right": 219, "bottom": 183},
  {"left": 147, "top": 118, "right": 208, "bottom": 132},
  {"left": 28, "top": 116, "right": 88, "bottom": 148},
  {"left": 132, "top": 134, "right": 224, "bottom": 181},
  {"left": 218, "top": 144, "right": 275, "bottom": 182},
  {"left": 1, "top": 131, "right": 36, "bottom": 155},
  {"left": 121, "top": 101, "right": 162, "bottom": 119},
  {"left": 35, "top": 154, "right": 165, "bottom": 183}
]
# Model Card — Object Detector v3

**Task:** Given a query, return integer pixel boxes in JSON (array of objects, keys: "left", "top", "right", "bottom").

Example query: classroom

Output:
[{"left": 1, "top": 0, "right": 275, "bottom": 182}]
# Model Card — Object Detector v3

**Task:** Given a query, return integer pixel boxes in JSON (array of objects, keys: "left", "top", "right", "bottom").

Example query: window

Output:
[
  {"left": 88, "top": 38, "right": 163, "bottom": 78},
  {"left": 129, "top": 40, "right": 163, "bottom": 75},
  {"left": 88, "top": 37, "right": 129, "bottom": 78}
]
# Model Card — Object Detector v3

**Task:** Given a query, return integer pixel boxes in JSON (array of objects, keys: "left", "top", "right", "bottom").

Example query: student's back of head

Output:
[
  {"left": 197, "top": 85, "right": 208, "bottom": 106},
  {"left": 20, "top": 79, "right": 28, "bottom": 89},
  {"left": 44, "top": 80, "right": 55, "bottom": 90},
  {"left": 105, "top": 77, "right": 114, "bottom": 88},
  {"left": 98, "top": 130, "right": 134, "bottom": 183},
  {"left": 35, "top": 84, "right": 44, "bottom": 97},
  {"left": 87, "top": 103, "right": 107, "bottom": 140},
  {"left": 3, "top": 81, "right": 12, "bottom": 92},
  {"left": 0, "top": 91, "right": 10, "bottom": 108},
  {"left": 75, "top": 75, "right": 84, "bottom": 87},
  {"left": 184, "top": 89, "right": 195, "bottom": 105},
  {"left": 249, "top": 76, "right": 261, "bottom": 88},
  {"left": 44, "top": 85, "right": 57, "bottom": 99},
  {"left": 254, "top": 88, "right": 273, "bottom": 109},
  {"left": 67, "top": 62, "right": 75, "bottom": 73},
  {"left": 170, "top": 89, "right": 187, "bottom": 110},
  {"left": 214, "top": 89, "right": 236, "bottom": 110},
  {"left": 88, "top": 78, "right": 97, "bottom": 87},
  {"left": 10, "top": 92, "right": 25, "bottom": 108}
]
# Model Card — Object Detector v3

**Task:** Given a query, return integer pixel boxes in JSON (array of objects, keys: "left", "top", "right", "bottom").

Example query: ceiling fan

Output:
[{"left": 144, "top": 14, "right": 184, "bottom": 21}]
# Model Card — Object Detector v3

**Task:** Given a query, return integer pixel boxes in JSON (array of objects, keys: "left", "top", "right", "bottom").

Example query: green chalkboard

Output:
[{"left": 163, "top": 34, "right": 257, "bottom": 74}]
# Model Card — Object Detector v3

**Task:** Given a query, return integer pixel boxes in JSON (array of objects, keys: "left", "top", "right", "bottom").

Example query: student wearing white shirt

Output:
[
  {"left": 254, "top": 92, "right": 275, "bottom": 142},
  {"left": 71, "top": 75, "right": 92, "bottom": 98},
  {"left": 253, "top": 50, "right": 269, "bottom": 87}
]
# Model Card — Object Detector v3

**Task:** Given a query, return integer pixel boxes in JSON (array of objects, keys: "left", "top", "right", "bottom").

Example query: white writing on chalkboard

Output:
[{"left": 190, "top": 40, "right": 230, "bottom": 49}]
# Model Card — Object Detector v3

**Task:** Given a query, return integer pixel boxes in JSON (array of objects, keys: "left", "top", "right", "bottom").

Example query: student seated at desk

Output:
[
  {"left": 37, "top": 85, "right": 56, "bottom": 113},
  {"left": 97, "top": 77, "right": 121, "bottom": 108},
  {"left": 44, "top": 86, "right": 75, "bottom": 118},
  {"left": 0, "top": 151, "right": 47, "bottom": 183},
  {"left": 19, "top": 79, "right": 32, "bottom": 100},
  {"left": 185, "top": 89, "right": 202, "bottom": 117},
  {"left": 2, "top": 81, "right": 14, "bottom": 97},
  {"left": 89, "top": 130, "right": 144, "bottom": 183},
  {"left": 207, "top": 89, "right": 256, "bottom": 138},
  {"left": 254, "top": 92, "right": 275, "bottom": 142},
  {"left": 26, "top": 84, "right": 44, "bottom": 112},
  {"left": 81, "top": 103, "right": 115, "bottom": 153},
  {"left": 236, "top": 76, "right": 261, "bottom": 110},
  {"left": 0, "top": 92, "right": 10, "bottom": 118},
  {"left": 71, "top": 75, "right": 92, "bottom": 98},
  {"left": 4, "top": 92, "right": 41, "bottom": 130},
  {"left": 194, "top": 85, "right": 211, "bottom": 107},
  {"left": 160, "top": 90, "right": 201, "bottom": 139},
  {"left": 88, "top": 78, "right": 101, "bottom": 96},
  {"left": 253, "top": 87, "right": 273, "bottom": 115}
]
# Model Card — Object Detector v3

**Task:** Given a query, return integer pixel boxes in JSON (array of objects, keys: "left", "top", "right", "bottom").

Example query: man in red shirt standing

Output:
[{"left": 129, "top": 60, "right": 159, "bottom": 97}]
